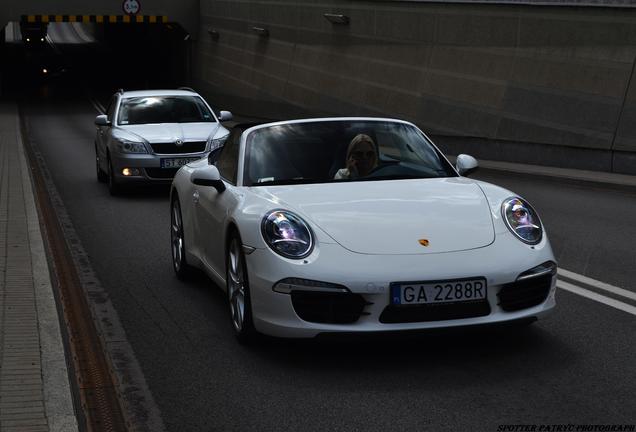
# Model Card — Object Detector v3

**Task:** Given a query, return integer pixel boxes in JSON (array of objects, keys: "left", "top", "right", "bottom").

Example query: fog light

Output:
[
  {"left": 122, "top": 168, "right": 140, "bottom": 176},
  {"left": 26, "top": 38, "right": 31, "bottom": 42},
  {"left": 42, "top": 68, "right": 48, "bottom": 74}
]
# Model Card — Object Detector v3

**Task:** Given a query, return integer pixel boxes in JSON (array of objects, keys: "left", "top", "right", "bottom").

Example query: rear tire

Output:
[
  {"left": 170, "top": 195, "right": 195, "bottom": 280},
  {"left": 227, "top": 232, "right": 257, "bottom": 344}
]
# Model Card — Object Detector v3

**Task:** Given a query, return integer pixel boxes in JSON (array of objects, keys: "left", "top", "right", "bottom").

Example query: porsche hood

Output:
[{"left": 256, "top": 178, "right": 495, "bottom": 255}]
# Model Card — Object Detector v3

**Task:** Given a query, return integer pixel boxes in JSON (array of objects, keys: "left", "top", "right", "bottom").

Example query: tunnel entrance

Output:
[{"left": 1, "top": 18, "right": 190, "bottom": 104}]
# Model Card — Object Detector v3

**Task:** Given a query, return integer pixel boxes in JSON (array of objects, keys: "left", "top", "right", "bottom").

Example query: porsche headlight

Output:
[
  {"left": 261, "top": 210, "right": 314, "bottom": 259},
  {"left": 502, "top": 197, "right": 543, "bottom": 245},
  {"left": 115, "top": 139, "right": 147, "bottom": 154}
]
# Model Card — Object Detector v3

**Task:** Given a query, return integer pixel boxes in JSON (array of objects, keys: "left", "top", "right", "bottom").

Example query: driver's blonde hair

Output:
[{"left": 347, "top": 134, "right": 378, "bottom": 163}]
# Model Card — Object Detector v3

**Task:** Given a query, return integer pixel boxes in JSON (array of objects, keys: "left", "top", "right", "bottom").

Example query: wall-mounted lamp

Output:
[
  {"left": 207, "top": 28, "right": 219, "bottom": 40},
  {"left": 323, "top": 13, "right": 350, "bottom": 25},
  {"left": 252, "top": 26, "right": 269, "bottom": 37}
]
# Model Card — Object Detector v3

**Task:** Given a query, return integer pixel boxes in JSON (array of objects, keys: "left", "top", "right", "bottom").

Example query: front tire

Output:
[
  {"left": 96, "top": 145, "right": 107, "bottom": 183},
  {"left": 108, "top": 157, "right": 121, "bottom": 195},
  {"left": 227, "top": 232, "right": 256, "bottom": 343},
  {"left": 171, "top": 195, "right": 194, "bottom": 280}
]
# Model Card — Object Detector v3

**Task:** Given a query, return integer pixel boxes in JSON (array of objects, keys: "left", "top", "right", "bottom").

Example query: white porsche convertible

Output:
[{"left": 170, "top": 118, "right": 556, "bottom": 341}]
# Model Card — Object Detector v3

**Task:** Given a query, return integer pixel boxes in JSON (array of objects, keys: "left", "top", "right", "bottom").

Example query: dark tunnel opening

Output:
[{"left": 1, "top": 20, "right": 190, "bottom": 106}]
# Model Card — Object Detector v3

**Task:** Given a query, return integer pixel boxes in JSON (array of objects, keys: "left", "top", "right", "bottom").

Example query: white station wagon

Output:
[
  {"left": 94, "top": 88, "right": 232, "bottom": 194},
  {"left": 170, "top": 118, "right": 557, "bottom": 342}
]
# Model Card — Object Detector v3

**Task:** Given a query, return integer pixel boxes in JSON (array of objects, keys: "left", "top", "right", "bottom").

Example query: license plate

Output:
[
  {"left": 160, "top": 157, "right": 199, "bottom": 169},
  {"left": 390, "top": 278, "right": 487, "bottom": 305}
]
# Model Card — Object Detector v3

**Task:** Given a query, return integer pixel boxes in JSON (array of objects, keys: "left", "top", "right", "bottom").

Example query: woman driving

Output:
[{"left": 334, "top": 133, "right": 379, "bottom": 179}]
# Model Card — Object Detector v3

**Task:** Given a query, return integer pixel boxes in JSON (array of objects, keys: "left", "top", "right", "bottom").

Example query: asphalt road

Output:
[{"left": 20, "top": 95, "right": 636, "bottom": 432}]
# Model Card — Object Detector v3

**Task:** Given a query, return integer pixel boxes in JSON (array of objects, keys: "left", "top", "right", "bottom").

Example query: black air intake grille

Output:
[
  {"left": 150, "top": 141, "right": 206, "bottom": 154},
  {"left": 379, "top": 300, "right": 490, "bottom": 324},
  {"left": 291, "top": 291, "right": 369, "bottom": 324},
  {"left": 497, "top": 273, "right": 552, "bottom": 312}
]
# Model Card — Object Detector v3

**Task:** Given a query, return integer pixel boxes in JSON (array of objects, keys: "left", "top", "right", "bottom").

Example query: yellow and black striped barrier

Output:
[{"left": 21, "top": 15, "right": 168, "bottom": 24}]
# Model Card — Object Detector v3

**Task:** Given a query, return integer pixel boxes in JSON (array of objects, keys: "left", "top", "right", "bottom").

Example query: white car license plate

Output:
[
  {"left": 390, "top": 278, "right": 487, "bottom": 305},
  {"left": 160, "top": 157, "right": 199, "bottom": 169}
]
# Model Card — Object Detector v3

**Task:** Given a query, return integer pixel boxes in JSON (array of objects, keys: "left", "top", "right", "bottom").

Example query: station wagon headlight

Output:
[
  {"left": 502, "top": 197, "right": 543, "bottom": 245},
  {"left": 208, "top": 134, "right": 229, "bottom": 152},
  {"left": 116, "top": 139, "right": 147, "bottom": 154},
  {"left": 261, "top": 210, "right": 314, "bottom": 259}
]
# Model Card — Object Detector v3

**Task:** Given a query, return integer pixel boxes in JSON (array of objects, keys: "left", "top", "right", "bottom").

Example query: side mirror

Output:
[
  {"left": 190, "top": 166, "right": 226, "bottom": 193},
  {"left": 95, "top": 114, "right": 111, "bottom": 127},
  {"left": 456, "top": 154, "right": 479, "bottom": 176},
  {"left": 217, "top": 110, "right": 233, "bottom": 122}
]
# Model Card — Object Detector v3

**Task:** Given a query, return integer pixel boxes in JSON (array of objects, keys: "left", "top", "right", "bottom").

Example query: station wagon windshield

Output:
[
  {"left": 243, "top": 120, "right": 457, "bottom": 186},
  {"left": 118, "top": 96, "right": 215, "bottom": 125}
]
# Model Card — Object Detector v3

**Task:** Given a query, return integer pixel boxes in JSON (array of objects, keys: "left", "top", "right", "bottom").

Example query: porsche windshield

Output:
[
  {"left": 118, "top": 96, "right": 215, "bottom": 125},
  {"left": 243, "top": 120, "right": 457, "bottom": 186}
]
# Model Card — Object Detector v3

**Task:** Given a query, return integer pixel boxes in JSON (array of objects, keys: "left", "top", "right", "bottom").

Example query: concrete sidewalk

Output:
[
  {"left": 442, "top": 154, "right": 636, "bottom": 190},
  {"left": 468, "top": 157, "right": 636, "bottom": 190},
  {"left": 0, "top": 103, "right": 78, "bottom": 432}
]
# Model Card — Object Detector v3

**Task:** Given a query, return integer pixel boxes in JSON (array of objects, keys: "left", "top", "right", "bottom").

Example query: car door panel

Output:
[
  {"left": 98, "top": 95, "right": 117, "bottom": 170},
  {"left": 196, "top": 185, "right": 239, "bottom": 279},
  {"left": 194, "top": 126, "right": 243, "bottom": 279}
]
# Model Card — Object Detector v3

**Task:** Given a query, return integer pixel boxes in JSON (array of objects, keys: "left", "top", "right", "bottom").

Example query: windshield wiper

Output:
[
  {"left": 354, "top": 174, "right": 437, "bottom": 182},
  {"left": 253, "top": 178, "right": 329, "bottom": 186}
]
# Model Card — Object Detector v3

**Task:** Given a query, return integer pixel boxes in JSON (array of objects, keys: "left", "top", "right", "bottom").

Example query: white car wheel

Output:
[
  {"left": 227, "top": 234, "right": 256, "bottom": 342},
  {"left": 171, "top": 196, "right": 193, "bottom": 279}
]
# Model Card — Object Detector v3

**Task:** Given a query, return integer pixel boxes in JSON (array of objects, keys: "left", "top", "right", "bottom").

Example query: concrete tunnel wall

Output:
[{"left": 192, "top": 0, "right": 636, "bottom": 174}]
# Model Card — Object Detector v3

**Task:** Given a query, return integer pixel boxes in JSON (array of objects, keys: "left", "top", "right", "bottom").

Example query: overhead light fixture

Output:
[
  {"left": 252, "top": 26, "right": 269, "bottom": 37},
  {"left": 323, "top": 13, "right": 350, "bottom": 25}
]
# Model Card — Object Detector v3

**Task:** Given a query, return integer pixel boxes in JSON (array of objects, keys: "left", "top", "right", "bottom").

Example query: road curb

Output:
[{"left": 14, "top": 105, "right": 79, "bottom": 432}]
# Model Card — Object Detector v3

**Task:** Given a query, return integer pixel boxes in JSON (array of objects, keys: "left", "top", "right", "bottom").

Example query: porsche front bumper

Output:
[{"left": 244, "top": 232, "right": 556, "bottom": 338}]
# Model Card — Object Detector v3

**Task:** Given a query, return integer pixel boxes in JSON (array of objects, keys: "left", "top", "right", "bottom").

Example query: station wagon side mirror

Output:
[
  {"left": 94, "top": 114, "right": 111, "bottom": 127},
  {"left": 217, "top": 110, "right": 233, "bottom": 122},
  {"left": 191, "top": 166, "right": 226, "bottom": 193},
  {"left": 456, "top": 154, "right": 479, "bottom": 177}
]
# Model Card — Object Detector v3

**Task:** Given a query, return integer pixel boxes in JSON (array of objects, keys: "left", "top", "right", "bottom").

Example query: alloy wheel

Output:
[
  {"left": 228, "top": 238, "right": 246, "bottom": 332},
  {"left": 171, "top": 200, "right": 185, "bottom": 274}
]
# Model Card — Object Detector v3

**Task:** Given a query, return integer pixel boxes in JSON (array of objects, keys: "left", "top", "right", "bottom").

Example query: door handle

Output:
[{"left": 193, "top": 190, "right": 200, "bottom": 204}]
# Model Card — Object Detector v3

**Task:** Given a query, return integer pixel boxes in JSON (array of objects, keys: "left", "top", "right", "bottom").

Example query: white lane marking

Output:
[
  {"left": 557, "top": 280, "right": 636, "bottom": 316},
  {"left": 559, "top": 268, "right": 636, "bottom": 303}
]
